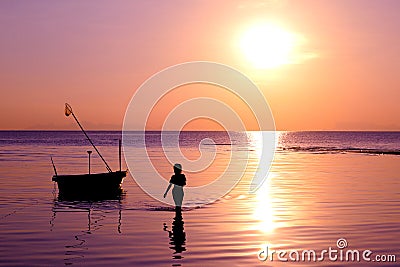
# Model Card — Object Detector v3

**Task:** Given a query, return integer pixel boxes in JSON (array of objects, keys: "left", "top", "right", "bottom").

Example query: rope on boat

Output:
[{"left": 65, "top": 103, "right": 112, "bottom": 173}]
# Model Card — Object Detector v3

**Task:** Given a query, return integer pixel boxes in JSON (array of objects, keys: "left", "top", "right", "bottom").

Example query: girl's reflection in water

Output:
[{"left": 163, "top": 207, "right": 186, "bottom": 262}]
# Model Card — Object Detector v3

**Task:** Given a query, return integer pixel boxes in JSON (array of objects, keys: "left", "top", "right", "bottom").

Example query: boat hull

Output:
[{"left": 52, "top": 171, "right": 126, "bottom": 200}]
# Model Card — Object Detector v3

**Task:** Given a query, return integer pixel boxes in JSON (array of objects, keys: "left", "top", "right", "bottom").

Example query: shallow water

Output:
[{"left": 0, "top": 131, "right": 399, "bottom": 266}]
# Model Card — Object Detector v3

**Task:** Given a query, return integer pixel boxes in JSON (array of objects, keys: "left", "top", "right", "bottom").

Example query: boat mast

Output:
[
  {"left": 65, "top": 103, "right": 112, "bottom": 173},
  {"left": 119, "top": 139, "right": 122, "bottom": 172}
]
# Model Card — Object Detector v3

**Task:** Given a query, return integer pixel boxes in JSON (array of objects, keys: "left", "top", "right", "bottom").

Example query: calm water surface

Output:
[{"left": 0, "top": 131, "right": 399, "bottom": 266}]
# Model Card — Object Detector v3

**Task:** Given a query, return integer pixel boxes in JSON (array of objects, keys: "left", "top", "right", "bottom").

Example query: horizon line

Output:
[{"left": 1, "top": 129, "right": 400, "bottom": 132}]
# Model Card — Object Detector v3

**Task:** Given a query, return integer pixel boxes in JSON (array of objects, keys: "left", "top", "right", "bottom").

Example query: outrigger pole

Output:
[{"left": 65, "top": 103, "right": 112, "bottom": 173}]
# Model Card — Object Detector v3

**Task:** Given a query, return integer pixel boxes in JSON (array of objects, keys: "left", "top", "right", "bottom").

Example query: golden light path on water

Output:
[
  {"left": 254, "top": 175, "right": 278, "bottom": 234},
  {"left": 244, "top": 132, "right": 283, "bottom": 235}
]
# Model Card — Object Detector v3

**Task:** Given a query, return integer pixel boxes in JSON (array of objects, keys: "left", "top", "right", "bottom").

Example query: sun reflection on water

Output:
[
  {"left": 245, "top": 131, "right": 281, "bottom": 234},
  {"left": 253, "top": 174, "right": 277, "bottom": 233}
]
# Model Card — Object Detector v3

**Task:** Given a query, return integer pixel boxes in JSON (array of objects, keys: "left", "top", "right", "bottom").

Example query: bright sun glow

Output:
[{"left": 241, "top": 23, "right": 297, "bottom": 69}]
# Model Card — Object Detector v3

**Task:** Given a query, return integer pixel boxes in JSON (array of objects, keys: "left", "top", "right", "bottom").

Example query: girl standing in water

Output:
[{"left": 163, "top": 163, "right": 186, "bottom": 209}]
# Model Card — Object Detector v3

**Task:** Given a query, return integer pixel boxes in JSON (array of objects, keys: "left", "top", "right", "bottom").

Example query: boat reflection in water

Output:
[
  {"left": 50, "top": 193, "right": 125, "bottom": 265},
  {"left": 163, "top": 208, "right": 186, "bottom": 264}
]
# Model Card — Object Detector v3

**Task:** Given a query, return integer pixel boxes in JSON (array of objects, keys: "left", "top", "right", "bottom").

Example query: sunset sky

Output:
[{"left": 1, "top": 0, "right": 399, "bottom": 131}]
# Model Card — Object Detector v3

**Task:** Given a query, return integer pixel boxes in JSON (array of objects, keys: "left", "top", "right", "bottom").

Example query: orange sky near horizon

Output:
[{"left": 1, "top": 1, "right": 399, "bottom": 131}]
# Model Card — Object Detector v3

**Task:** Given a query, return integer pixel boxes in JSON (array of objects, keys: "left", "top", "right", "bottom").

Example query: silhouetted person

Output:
[
  {"left": 163, "top": 208, "right": 186, "bottom": 257},
  {"left": 164, "top": 163, "right": 186, "bottom": 210}
]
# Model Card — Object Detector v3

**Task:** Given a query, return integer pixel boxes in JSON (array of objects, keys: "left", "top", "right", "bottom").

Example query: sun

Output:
[{"left": 240, "top": 23, "right": 297, "bottom": 69}]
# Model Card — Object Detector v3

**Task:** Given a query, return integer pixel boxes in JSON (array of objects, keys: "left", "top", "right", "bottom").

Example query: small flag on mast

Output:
[{"left": 65, "top": 103, "right": 72, "bottom": 117}]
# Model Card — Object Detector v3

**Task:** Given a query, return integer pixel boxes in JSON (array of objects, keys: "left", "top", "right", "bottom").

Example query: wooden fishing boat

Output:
[
  {"left": 51, "top": 103, "right": 127, "bottom": 200},
  {"left": 52, "top": 171, "right": 126, "bottom": 200}
]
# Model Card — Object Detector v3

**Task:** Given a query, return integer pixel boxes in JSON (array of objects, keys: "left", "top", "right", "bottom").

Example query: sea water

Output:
[{"left": 0, "top": 131, "right": 399, "bottom": 266}]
